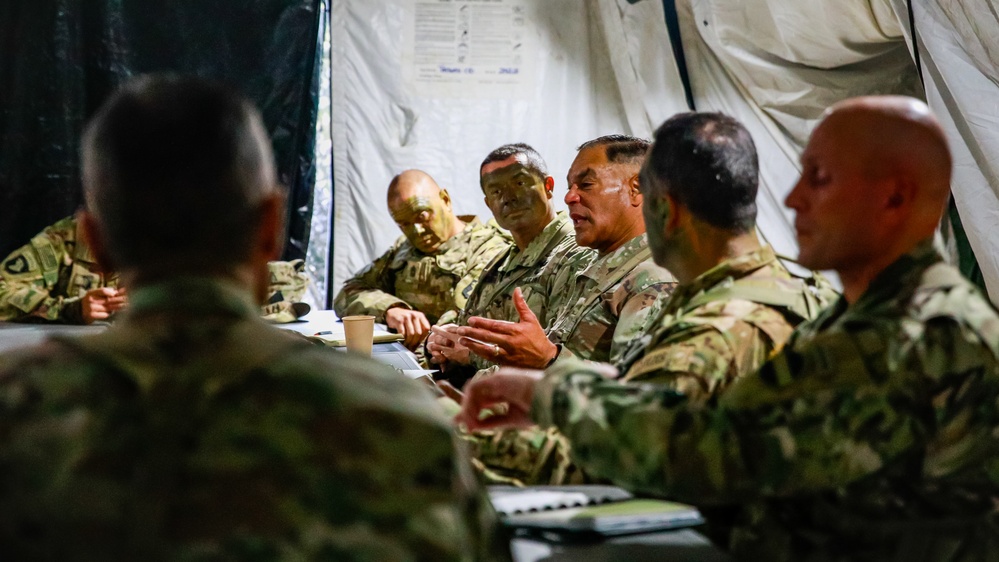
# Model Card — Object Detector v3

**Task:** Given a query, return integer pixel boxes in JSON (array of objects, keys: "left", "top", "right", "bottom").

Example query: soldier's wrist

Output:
[{"left": 545, "top": 343, "right": 562, "bottom": 368}]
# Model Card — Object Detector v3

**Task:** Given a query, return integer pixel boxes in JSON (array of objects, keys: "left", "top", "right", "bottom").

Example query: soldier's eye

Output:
[{"left": 811, "top": 167, "right": 830, "bottom": 187}]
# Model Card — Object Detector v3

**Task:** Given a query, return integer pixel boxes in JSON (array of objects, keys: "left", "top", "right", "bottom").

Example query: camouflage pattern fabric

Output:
[
  {"left": 547, "top": 234, "right": 677, "bottom": 365},
  {"left": 334, "top": 216, "right": 511, "bottom": 324},
  {"left": 0, "top": 216, "right": 117, "bottom": 323},
  {"left": 260, "top": 259, "right": 312, "bottom": 323},
  {"left": 444, "top": 211, "right": 592, "bottom": 373},
  {"left": 533, "top": 240, "right": 999, "bottom": 561},
  {"left": 0, "top": 216, "right": 313, "bottom": 325},
  {"left": 618, "top": 245, "right": 827, "bottom": 402},
  {"left": 468, "top": 234, "right": 677, "bottom": 486},
  {"left": 0, "top": 277, "right": 511, "bottom": 561}
]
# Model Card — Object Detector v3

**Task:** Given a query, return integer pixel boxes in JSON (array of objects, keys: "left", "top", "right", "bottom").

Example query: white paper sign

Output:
[{"left": 404, "top": 0, "right": 536, "bottom": 98}]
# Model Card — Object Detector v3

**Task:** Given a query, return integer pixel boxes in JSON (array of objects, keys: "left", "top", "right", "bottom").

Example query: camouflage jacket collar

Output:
[
  {"left": 665, "top": 245, "right": 779, "bottom": 315},
  {"left": 499, "top": 211, "right": 574, "bottom": 273},
  {"left": 813, "top": 239, "right": 942, "bottom": 329},
  {"left": 578, "top": 234, "right": 649, "bottom": 283},
  {"left": 126, "top": 277, "right": 258, "bottom": 320},
  {"left": 429, "top": 215, "right": 489, "bottom": 271},
  {"left": 397, "top": 215, "right": 482, "bottom": 258},
  {"left": 436, "top": 215, "right": 482, "bottom": 254}
]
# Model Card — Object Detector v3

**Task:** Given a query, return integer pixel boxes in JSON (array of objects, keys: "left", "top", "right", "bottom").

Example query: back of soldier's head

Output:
[
  {"left": 81, "top": 74, "right": 278, "bottom": 273},
  {"left": 642, "top": 112, "right": 758, "bottom": 233}
]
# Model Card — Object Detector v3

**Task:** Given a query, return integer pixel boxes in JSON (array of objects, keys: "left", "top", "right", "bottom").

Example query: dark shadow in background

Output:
[{"left": 0, "top": 0, "right": 322, "bottom": 261}]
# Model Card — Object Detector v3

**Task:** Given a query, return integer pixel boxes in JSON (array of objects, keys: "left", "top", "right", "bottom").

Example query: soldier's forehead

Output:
[
  {"left": 481, "top": 164, "right": 539, "bottom": 184},
  {"left": 391, "top": 196, "right": 435, "bottom": 214}
]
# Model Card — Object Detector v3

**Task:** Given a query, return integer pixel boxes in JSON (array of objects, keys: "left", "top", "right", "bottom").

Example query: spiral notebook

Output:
[{"left": 488, "top": 485, "right": 703, "bottom": 538}]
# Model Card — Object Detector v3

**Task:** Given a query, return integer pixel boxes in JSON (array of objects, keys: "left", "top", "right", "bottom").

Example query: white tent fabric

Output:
[
  {"left": 674, "top": 0, "right": 922, "bottom": 262},
  {"left": 886, "top": 0, "right": 999, "bottom": 302},
  {"left": 326, "top": 0, "right": 999, "bottom": 303},
  {"left": 328, "top": 0, "right": 687, "bottom": 295}
]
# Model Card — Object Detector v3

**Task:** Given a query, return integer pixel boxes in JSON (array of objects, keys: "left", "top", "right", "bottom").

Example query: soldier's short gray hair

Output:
[{"left": 81, "top": 74, "right": 279, "bottom": 271}]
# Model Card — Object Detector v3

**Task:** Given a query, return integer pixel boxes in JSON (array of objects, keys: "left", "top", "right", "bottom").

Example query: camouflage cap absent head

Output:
[{"left": 261, "top": 259, "right": 311, "bottom": 323}]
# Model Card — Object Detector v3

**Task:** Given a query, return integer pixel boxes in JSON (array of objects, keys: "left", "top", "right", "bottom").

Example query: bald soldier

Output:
[
  {"left": 460, "top": 98, "right": 999, "bottom": 561},
  {"left": 334, "top": 170, "right": 510, "bottom": 349}
]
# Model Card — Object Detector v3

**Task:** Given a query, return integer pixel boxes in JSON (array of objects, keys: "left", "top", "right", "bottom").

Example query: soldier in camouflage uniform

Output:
[
  {"left": 427, "top": 143, "right": 590, "bottom": 383},
  {"left": 0, "top": 75, "right": 510, "bottom": 562},
  {"left": 451, "top": 136, "right": 678, "bottom": 485},
  {"left": 463, "top": 100, "right": 999, "bottom": 561},
  {"left": 0, "top": 215, "right": 122, "bottom": 323},
  {"left": 0, "top": 215, "right": 311, "bottom": 324},
  {"left": 334, "top": 170, "right": 511, "bottom": 349},
  {"left": 457, "top": 112, "right": 828, "bottom": 488}
]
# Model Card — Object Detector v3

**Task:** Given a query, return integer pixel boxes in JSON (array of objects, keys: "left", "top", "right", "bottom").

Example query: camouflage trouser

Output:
[{"left": 462, "top": 426, "right": 590, "bottom": 486}]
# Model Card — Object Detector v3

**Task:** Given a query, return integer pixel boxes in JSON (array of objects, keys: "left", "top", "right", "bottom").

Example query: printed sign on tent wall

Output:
[{"left": 403, "top": 0, "right": 537, "bottom": 98}]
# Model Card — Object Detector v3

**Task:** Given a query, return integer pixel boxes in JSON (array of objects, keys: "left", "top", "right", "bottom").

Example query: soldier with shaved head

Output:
[{"left": 334, "top": 169, "right": 510, "bottom": 349}]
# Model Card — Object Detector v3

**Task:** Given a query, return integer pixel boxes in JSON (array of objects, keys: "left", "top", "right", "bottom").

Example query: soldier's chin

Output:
[{"left": 794, "top": 247, "right": 824, "bottom": 271}]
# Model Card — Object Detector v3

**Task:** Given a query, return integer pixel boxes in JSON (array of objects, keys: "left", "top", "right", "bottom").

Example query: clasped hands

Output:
[
  {"left": 427, "top": 287, "right": 558, "bottom": 368},
  {"left": 81, "top": 286, "right": 128, "bottom": 324}
]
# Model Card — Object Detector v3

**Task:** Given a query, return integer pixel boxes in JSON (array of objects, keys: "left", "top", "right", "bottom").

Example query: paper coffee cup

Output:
[{"left": 342, "top": 315, "right": 375, "bottom": 356}]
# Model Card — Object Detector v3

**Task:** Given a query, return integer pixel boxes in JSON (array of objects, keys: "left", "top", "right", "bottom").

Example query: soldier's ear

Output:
[
  {"left": 77, "top": 210, "right": 115, "bottom": 274},
  {"left": 664, "top": 193, "right": 682, "bottom": 232},
  {"left": 628, "top": 174, "right": 642, "bottom": 207},
  {"left": 544, "top": 176, "right": 555, "bottom": 199},
  {"left": 439, "top": 188, "right": 452, "bottom": 209}
]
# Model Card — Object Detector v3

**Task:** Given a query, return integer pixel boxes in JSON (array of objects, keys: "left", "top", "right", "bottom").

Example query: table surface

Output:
[{"left": 0, "top": 310, "right": 424, "bottom": 371}]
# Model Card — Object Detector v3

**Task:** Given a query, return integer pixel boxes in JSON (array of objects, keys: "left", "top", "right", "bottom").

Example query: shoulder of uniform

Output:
[
  {"left": 668, "top": 297, "right": 787, "bottom": 339},
  {"left": 46, "top": 216, "right": 79, "bottom": 238},
  {"left": 453, "top": 219, "right": 510, "bottom": 249},
  {"left": 912, "top": 266, "right": 999, "bottom": 341},
  {"left": 0, "top": 339, "right": 98, "bottom": 390},
  {"left": 624, "top": 260, "right": 675, "bottom": 289},
  {"left": 386, "top": 235, "right": 419, "bottom": 262}
]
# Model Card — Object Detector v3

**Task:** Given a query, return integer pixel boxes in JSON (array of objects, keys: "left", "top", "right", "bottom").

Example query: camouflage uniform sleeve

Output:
[
  {"left": 333, "top": 242, "right": 411, "bottom": 322},
  {"left": 532, "top": 316, "right": 999, "bottom": 506},
  {"left": 620, "top": 306, "right": 775, "bottom": 403},
  {"left": 607, "top": 267, "right": 677, "bottom": 366},
  {"left": 0, "top": 225, "right": 83, "bottom": 323}
]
